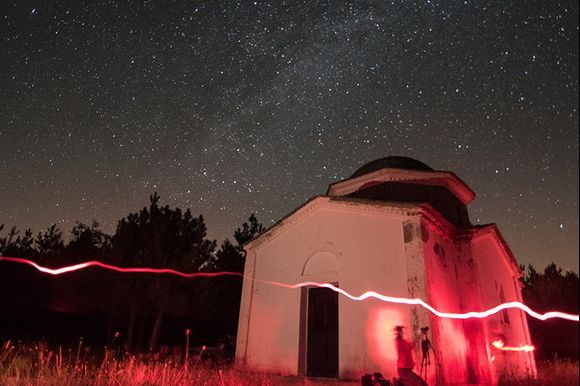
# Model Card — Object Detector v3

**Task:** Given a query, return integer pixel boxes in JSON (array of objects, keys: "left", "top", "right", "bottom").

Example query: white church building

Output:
[{"left": 235, "top": 157, "right": 536, "bottom": 384}]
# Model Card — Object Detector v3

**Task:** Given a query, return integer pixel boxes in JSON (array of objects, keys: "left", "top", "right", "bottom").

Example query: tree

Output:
[
  {"left": 1, "top": 226, "right": 35, "bottom": 258},
  {"left": 521, "top": 263, "right": 579, "bottom": 314},
  {"left": 0, "top": 224, "right": 4, "bottom": 253},
  {"left": 521, "top": 263, "right": 579, "bottom": 359},
  {"left": 65, "top": 220, "right": 110, "bottom": 261},
  {"left": 213, "top": 213, "right": 265, "bottom": 273},
  {"left": 0, "top": 225, "right": 52, "bottom": 314},
  {"left": 111, "top": 193, "right": 216, "bottom": 352},
  {"left": 234, "top": 213, "right": 265, "bottom": 247},
  {"left": 35, "top": 224, "right": 65, "bottom": 262},
  {"left": 208, "top": 214, "right": 264, "bottom": 338}
]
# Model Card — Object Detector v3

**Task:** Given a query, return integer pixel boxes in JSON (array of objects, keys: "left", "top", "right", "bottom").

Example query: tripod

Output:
[{"left": 419, "top": 331, "right": 441, "bottom": 385}]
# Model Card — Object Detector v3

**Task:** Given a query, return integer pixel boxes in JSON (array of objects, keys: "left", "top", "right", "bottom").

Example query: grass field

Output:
[
  {"left": 0, "top": 340, "right": 577, "bottom": 385},
  {"left": 498, "top": 358, "right": 578, "bottom": 386}
]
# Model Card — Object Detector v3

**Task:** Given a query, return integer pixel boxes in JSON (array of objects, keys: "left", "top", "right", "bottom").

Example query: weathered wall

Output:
[
  {"left": 401, "top": 218, "right": 433, "bottom": 382},
  {"left": 470, "top": 229, "right": 537, "bottom": 381},
  {"left": 236, "top": 198, "right": 417, "bottom": 379},
  {"left": 453, "top": 236, "right": 494, "bottom": 385},
  {"left": 421, "top": 217, "right": 470, "bottom": 384},
  {"left": 419, "top": 211, "right": 496, "bottom": 384}
]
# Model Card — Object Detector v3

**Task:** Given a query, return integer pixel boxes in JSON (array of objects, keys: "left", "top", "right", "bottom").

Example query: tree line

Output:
[
  {"left": 0, "top": 193, "right": 264, "bottom": 353},
  {"left": 520, "top": 263, "right": 579, "bottom": 359},
  {"left": 1, "top": 195, "right": 578, "bottom": 359}
]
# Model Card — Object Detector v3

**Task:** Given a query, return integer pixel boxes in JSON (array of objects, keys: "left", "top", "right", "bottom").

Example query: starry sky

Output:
[{"left": 1, "top": 1, "right": 578, "bottom": 271}]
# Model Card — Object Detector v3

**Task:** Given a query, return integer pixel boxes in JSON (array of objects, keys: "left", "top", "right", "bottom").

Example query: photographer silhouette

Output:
[{"left": 394, "top": 325, "right": 427, "bottom": 386}]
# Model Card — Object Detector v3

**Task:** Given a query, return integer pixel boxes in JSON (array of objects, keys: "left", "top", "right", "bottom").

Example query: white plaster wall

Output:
[
  {"left": 471, "top": 233, "right": 537, "bottom": 380},
  {"left": 236, "top": 199, "right": 416, "bottom": 379},
  {"left": 420, "top": 221, "right": 470, "bottom": 384}
]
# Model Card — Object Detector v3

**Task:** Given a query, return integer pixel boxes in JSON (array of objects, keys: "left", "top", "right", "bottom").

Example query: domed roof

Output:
[{"left": 350, "top": 156, "right": 434, "bottom": 178}]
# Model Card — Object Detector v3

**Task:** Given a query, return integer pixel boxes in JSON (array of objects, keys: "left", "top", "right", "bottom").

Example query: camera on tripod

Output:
[{"left": 419, "top": 325, "right": 441, "bottom": 383}]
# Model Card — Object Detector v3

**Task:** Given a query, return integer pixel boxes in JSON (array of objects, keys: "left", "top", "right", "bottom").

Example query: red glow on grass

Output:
[
  {"left": 1, "top": 256, "right": 578, "bottom": 323},
  {"left": 492, "top": 340, "right": 535, "bottom": 352}
]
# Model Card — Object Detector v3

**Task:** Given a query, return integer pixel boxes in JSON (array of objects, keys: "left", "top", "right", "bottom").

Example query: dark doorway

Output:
[{"left": 307, "top": 286, "right": 338, "bottom": 378}]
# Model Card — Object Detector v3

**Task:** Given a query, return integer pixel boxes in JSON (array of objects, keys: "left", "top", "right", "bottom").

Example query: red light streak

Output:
[
  {"left": 0, "top": 257, "right": 242, "bottom": 279},
  {"left": 257, "top": 280, "right": 579, "bottom": 322},
  {"left": 492, "top": 340, "right": 535, "bottom": 352},
  {"left": 1, "top": 256, "right": 578, "bottom": 323}
]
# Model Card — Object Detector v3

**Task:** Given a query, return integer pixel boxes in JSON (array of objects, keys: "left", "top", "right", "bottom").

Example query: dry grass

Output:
[
  {"left": 499, "top": 359, "right": 579, "bottom": 386},
  {"left": 0, "top": 340, "right": 355, "bottom": 386},
  {"left": 1, "top": 340, "right": 576, "bottom": 385},
  {"left": 0, "top": 339, "right": 277, "bottom": 385}
]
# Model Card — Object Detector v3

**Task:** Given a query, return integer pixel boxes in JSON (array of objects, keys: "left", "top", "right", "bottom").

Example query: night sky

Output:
[{"left": 1, "top": 1, "right": 578, "bottom": 271}]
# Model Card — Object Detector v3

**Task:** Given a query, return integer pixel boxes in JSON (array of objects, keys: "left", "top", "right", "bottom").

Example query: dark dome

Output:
[{"left": 351, "top": 156, "right": 434, "bottom": 178}]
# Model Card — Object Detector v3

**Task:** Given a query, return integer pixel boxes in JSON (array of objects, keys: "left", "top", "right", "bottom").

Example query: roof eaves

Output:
[{"left": 468, "top": 224, "right": 522, "bottom": 276}]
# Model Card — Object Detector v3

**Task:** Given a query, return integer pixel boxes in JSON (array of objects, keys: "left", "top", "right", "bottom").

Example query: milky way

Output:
[{"left": 1, "top": 1, "right": 578, "bottom": 270}]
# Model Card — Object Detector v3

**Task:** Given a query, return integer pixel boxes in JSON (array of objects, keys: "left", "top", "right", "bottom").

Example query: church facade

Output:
[{"left": 235, "top": 157, "right": 536, "bottom": 384}]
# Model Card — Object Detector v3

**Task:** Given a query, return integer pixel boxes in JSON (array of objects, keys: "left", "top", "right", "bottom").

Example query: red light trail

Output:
[
  {"left": 259, "top": 280, "right": 579, "bottom": 322},
  {"left": 492, "top": 340, "right": 535, "bottom": 352},
  {"left": 0, "top": 257, "right": 242, "bottom": 279},
  {"left": 1, "top": 256, "right": 578, "bottom": 323}
]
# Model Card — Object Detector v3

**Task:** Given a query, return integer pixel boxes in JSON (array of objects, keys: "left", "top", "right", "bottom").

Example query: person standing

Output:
[{"left": 394, "top": 325, "right": 427, "bottom": 386}]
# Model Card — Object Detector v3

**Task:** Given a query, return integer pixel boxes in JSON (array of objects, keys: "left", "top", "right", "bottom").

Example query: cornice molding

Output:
[{"left": 327, "top": 168, "right": 476, "bottom": 205}]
